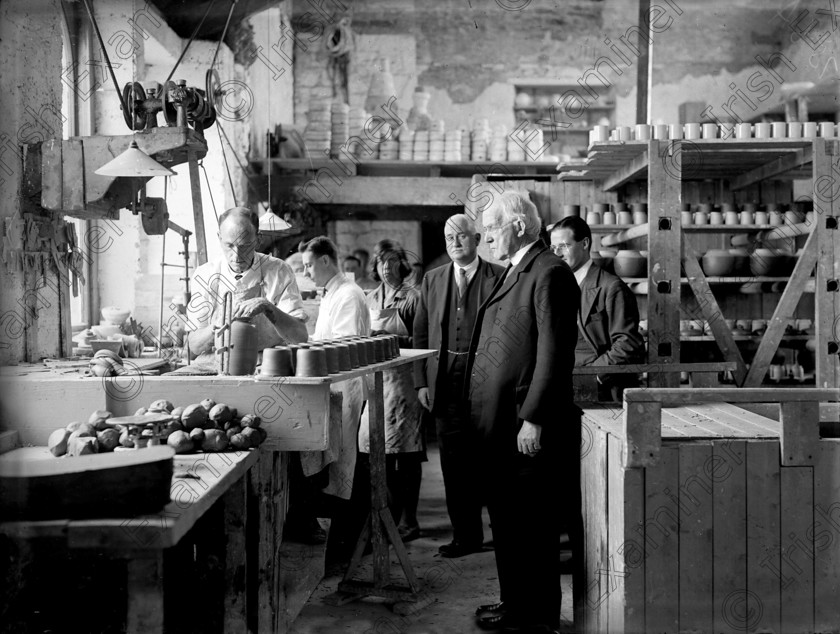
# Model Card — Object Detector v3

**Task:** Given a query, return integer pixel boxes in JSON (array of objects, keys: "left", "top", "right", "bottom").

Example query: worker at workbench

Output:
[{"left": 185, "top": 206, "right": 309, "bottom": 361}]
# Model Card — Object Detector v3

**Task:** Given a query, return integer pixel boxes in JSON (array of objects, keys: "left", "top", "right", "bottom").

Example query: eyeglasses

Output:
[
  {"left": 550, "top": 242, "right": 577, "bottom": 254},
  {"left": 483, "top": 220, "right": 515, "bottom": 234}
]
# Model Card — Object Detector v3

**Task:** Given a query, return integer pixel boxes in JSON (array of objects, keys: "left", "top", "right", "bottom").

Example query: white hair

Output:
[
  {"left": 490, "top": 191, "right": 542, "bottom": 240},
  {"left": 445, "top": 213, "right": 477, "bottom": 234}
]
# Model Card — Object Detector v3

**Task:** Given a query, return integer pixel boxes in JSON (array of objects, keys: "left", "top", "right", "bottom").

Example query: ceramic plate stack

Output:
[
  {"left": 471, "top": 119, "right": 490, "bottom": 161},
  {"left": 414, "top": 130, "right": 430, "bottom": 161},
  {"left": 444, "top": 130, "right": 462, "bottom": 162},
  {"left": 330, "top": 101, "right": 350, "bottom": 158},
  {"left": 303, "top": 99, "right": 332, "bottom": 157},
  {"left": 507, "top": 124, "right": 526, "bottom": 162},
  {"left": 398, "top": 128, "right": 414, "bottom": 160},
  {"left": 429, "top": 128, "right": 445, "bottom": 161},
  {"left": 489, "top": 126, "right": 508, "bottom": 162}
]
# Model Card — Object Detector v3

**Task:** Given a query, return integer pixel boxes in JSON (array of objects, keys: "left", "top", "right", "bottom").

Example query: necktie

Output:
[{"left": 457, "top": 267, "right": 468, "bottom": 299}]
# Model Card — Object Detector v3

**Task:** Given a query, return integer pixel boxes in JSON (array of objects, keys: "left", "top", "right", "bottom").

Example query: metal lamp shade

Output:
[{"left": 95, "top": 140, "right": 175, "bottom": 177}]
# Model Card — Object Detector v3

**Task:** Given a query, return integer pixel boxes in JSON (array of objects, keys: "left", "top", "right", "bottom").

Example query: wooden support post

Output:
[
  {"left": 126, "top": 554, "right": 164, "bottom": 633},
  {"left": 188, "top": 149, "right": 208, "bottom": 266},
  {"left": 368, "top": 370, "right": 390, "bottom": 588},
  {"left": 815, "top": 139, "right": 840, "bottom": 388},
  {"left": 647, "top": 139, "right": 681, "bottom": 387},
  {"left": 780, "top": 401, "right": 820, "bottom": 466},
  {"left": 223, "top": 473, "right": 248, "bottom": 633}
]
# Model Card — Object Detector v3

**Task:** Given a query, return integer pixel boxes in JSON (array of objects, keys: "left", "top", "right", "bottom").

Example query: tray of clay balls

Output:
[{"left": 257, "top": 334, "right": 401, "bottom": 378}]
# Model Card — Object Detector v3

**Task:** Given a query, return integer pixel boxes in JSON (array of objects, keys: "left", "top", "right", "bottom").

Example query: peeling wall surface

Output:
[{"left": 0, "top": 0, "right": 65, "bottom": 364}]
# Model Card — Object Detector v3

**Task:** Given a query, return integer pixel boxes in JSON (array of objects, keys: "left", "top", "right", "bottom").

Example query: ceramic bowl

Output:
[
  {"left": 750, "top": 248, "right": 786, "bottom": 276},
  {"left": 729, "top": 248, "right": 751, "bottom": 276},
  {"left": 701, "top": 249, "right": 735, "bottom": 276},
  {"left": 613, "top": 250, "right": 647, "bottom": 278},
  {"left": 101, "top": 306, "right": 131, "bottom": 325}
]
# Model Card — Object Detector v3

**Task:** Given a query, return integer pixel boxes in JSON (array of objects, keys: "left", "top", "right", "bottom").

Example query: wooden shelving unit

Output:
[{"left": 554, "top": 137, "right": 839, "bottom": 389}]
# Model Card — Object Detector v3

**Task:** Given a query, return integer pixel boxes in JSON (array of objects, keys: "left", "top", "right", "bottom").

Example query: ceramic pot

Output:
[
  {"left": 729, "top": 248, "right": 751, "bottom": 275},
  {"left": 750, "top": 248, "right": 786, "bottom": 276},
  {"left": 613, "top": 250, "right": 647, "bottom": 278},
  {"left": 322, "top": 344, "right": 340, "bottom": 373},
  {"left": 261, "top": 347, "right": 294, "bottom": 377},
  {"left": 228, "top": 319, "right": 258, "bottom": 375},
  {"left": 562, "top": 204, "right": 581, "bottom": 218},
  {"left": 701, "top": 249, "right": 735, "bottom": 276},
  {"left": 295, "top": 347, "right": 328, "bottom": 377},
  {"left": 353, "top": 338, "right": 370, "bottom": 365},
  {"left": 334, "top": 344, "right": 352, "bottom": 371},
  {"left": 598, "top": 249, "right": 617, "bottom": 274}
]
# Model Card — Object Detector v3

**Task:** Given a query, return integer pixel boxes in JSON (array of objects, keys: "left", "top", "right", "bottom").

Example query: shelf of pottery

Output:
[
  {"left": 555, "top": 128, "right": 840, "bottom": 390},
  {"left": 297, "top": 94, "right": 555, "bottom": 164}
]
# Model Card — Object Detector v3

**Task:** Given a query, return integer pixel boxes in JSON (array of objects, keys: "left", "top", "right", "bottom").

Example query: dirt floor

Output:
[{"left": 289, "top": 443, "right": 574, "bottom": 633}]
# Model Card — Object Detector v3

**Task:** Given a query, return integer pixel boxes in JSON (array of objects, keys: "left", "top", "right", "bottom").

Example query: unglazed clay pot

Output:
[
  {"left": 295, "top": 347, "right": 328, "bottom": 377},
  {"left": 322, "top": 344, "right": 340, "bottom": 373},
  {"left": 228, "top": 319, "right": 258, "bottom": 375},
  {"left": 261, "top": 347, "right": 294, "bottom": 377},
  {"left": 750, "top": 248, "right": 786, "bottom": 276},
  {"left": 729, "top": 248, "right": 751, "bottom": 276},
  {"left": 613, "top": 250, "right": 647, "bottom": 278},
  {"left": 701, "top": 249, "right": 735, "bottom": 277}
]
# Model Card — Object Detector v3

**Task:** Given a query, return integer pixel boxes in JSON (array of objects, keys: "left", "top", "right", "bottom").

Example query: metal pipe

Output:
[{"left": 158, "top": 230, "right": 166, "bottom": 355}]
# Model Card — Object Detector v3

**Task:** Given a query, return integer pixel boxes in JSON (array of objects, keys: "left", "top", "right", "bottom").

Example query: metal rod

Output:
[
  {"left": 80, "top": 0, "right": 130, "bottom": 117},
  {"left": 158, "top": 230, "right": 166, "bottom": 356},
  {"left": 211, "top": 0, "right": 238, "bottom": 71}
]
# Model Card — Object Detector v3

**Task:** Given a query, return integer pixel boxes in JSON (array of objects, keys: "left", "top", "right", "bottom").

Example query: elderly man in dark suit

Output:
[
  {"left": 413, "top": 214, "right": 504, "bottom": 558},
  {"left": 548, "top": 216, "right": 645, "bottom": 402},
  {"left": 468, "top": 191, "right": 580, "bottom": 633}
]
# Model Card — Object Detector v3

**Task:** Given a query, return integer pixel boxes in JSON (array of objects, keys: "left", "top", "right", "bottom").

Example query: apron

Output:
[{"left": 358, "top": 300, "right": 424, "bottom": 454}]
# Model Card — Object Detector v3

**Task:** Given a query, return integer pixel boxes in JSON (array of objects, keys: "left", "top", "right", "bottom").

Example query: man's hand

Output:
[
  {"left": 417, "top": 387, "right": 431, "bottom": 411},
  {"left": 517, "top": 420, "right": 542, "bottom": 457},
  {"left": 232, "top": 297, "right": 273, "bottom": 320}
]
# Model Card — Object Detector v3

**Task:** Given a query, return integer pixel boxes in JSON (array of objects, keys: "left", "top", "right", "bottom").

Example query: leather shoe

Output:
[
  {"left": 474, "top": 600, "right": 505, "bottom": 617},
  {"left": 476, "top": 608, "right": 524, "bottom": 631},
  {"left": 439, "top": 541, "right": 485, "bottom": 558}
]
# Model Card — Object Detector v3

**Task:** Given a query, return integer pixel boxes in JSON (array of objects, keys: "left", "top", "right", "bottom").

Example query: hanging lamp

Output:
[{"left": 95, "top": 140, "right": 175, "bottom": 177}]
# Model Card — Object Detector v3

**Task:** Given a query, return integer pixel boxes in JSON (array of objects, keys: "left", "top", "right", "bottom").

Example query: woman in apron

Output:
[{"left": 358, "top": 240, "right": 425, "bottom": 541}]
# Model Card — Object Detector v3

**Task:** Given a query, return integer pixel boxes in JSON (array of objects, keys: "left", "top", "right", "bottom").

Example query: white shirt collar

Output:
[
  {"left": 323, "top": 272, "right": 347, "bottom": 295},
  {"left": 509, "top": 240, "right": 539, "bottom": 267},
  {"left": 574, "top": 258, "right": 594, "bottom": 286},
  {"left": 453, "top": 257, "right": 479, "bottom": 276}
]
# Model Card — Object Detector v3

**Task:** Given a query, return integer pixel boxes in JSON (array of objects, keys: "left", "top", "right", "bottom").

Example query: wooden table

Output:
[{"left": 0, "top": 449, "right": 260, "bottom": 633}]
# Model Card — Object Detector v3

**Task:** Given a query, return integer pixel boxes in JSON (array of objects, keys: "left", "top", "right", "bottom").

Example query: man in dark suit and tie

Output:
[
  {"left": 548, "top": 216, "right": 645, "bottom": 402},
  {"left": 467, "top": 191, "right": 580, "bottom": 633},
  {"left": 414, "top": 213, "right": 504, "bottom": 558}
]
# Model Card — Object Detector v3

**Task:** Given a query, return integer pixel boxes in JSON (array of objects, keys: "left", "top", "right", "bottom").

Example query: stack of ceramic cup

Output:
[
  {"left": 330, "top": 101, "right": 350, "bottom": 157},
  {"left": 460, "top": 128, "right": 471, "bottom": 161},
  {"left": 471, "top": 119, "right": 490, "bottom": 161},
  {"left": 444, "top": 130, "right": 463, "bottom": 162},
  {"left": 526, "top": 128, "right": 545, "bottom": 161},
  {"left": 398, "top": 128, "right": 414, "bottom": 160},
  {"left": 346, "top": 108, "right": 369, "bottom": 158},
  {"left": 489, "top": 126, "right": 508, "bottom": 162},
  {"left": 429, "top": 124, "right": 445, "bottom": 161},
  {"left": 303, "top": 100, "right": 332, "bottom": 155},
  {"left": 413, "top": 130, "right": 430, "bottom": 161},
  {"left": 507, "top": 125, "right": 526, "bottom": 161}
]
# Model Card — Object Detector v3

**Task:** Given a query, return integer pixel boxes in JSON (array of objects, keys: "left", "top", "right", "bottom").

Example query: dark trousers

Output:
[
  {"left": 482, "top": 446, "right": 563, "bottom": 629},
  {"left": 437, "top": 425, "right": 484, "bottom": 547}
]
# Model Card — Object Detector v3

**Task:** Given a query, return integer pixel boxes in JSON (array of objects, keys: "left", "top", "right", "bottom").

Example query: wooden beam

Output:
[
  {"left": 602, "top": 149, "right": 650, "bottom": 192},
  {"left": 573, "top": 361, "right": 735, "bottom": 375},
  {"left": 780, "top": 401, "right": 820, "bottom": 466},
  {"left": 744, "top": 225, "right": 819, "bottom": 386},
  {"left": 815, "top": 139, "right": 840, "bottom": 388},
  {"left": 731, "top": 144, "right": 812, "bottom": 190},
  {"left": 623, "top": 399, "right": 661, "bottom": 468},
  {"left": 729, "top": 220, "right": 813, "bottom": 247},
  {"left": 623, "top": 387, "right": 838, "bottom": 404},
  {"left": 647, "top": 139, "right": 681, "bottom": 387},
  {"left": 682, "top": 240, "right": 749, "bottom": 385},
  {"left": 636, "top": 0, "right": 652, "bottom": 124},
  {"left": 293, "top": 175, "right": 473, "bottom": 207}
]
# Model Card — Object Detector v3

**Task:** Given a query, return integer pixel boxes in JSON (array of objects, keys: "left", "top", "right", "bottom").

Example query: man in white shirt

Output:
[{"left": 185, "top": 207, "right": 308, "bottom": 360}]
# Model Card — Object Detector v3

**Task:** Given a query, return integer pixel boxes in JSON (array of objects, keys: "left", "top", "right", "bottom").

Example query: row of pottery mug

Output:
[{"left": 597, "top": 121, "right": 837, "bottom": 143}]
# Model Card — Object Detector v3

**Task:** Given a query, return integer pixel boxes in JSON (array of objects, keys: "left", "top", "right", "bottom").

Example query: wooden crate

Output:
[{"left": 579, "top": 389, "right": 840, "bottom": 634}]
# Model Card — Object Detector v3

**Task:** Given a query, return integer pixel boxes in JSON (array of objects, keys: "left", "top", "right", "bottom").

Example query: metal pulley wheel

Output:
[
  {"left": 205, "top": 68, "right": 223, "bottom": 111},
  {"left": 121, "top": 82, "right": 146, "bottom": 130}
]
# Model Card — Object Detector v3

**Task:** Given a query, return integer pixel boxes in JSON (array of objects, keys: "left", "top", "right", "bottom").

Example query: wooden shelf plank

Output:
[{"left": 731, "top": 144, "right": 813, "bottom": 190}]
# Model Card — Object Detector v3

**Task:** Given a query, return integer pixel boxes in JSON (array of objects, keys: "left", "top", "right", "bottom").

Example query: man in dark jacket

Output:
[
  {"left": 414, "top": 214, "right": 504, "bottom": 558},
  {"left": 467, "top": 191, "right": 580, "bottom": 633},
  {"left": 548, "top": 216, "right": 645, "bottom": 402}
]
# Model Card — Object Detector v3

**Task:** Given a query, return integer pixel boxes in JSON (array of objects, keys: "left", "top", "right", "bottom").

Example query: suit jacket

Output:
[
  {"left": 413, "top": 257, "right": 504, "bottom": 412},
  {"left": 466, "top": 241, "right": 580, "bottom": 453},
  {"left": 576, "top": 263, "right": 645, "bottom": 368}
]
